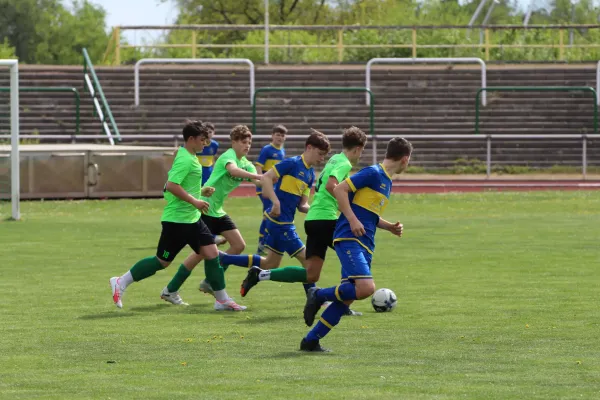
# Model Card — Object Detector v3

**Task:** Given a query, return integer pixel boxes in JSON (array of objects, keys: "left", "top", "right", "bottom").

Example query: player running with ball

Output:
[{"left": 300, "top": 137, "right": 413, "bottom": 352}]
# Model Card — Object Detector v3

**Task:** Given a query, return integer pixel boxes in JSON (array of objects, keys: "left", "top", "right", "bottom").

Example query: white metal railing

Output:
[
  {"left": 365, "top": 57, "right": 487, "bottom": 106},
  {"left": 84, "top": 70, "right": 115, "bottom": 145},
  {"left": 0, "top": 59, "right": 20, "bottom": 220},
  {"left": 134, "top": 58, "right": 255, "bottom": 106},
  {"left": 3, "top": 134, "right": 598, "bottom": 179}
]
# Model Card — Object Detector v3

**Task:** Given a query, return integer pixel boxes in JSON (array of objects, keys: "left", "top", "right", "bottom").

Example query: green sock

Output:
[
  {"left": 269, "top": 266, "right": 307, "bottom": 283},
  {"left": 129, "top": 256, "right": 164, "bottom": 282},
  {"left": 204, "top": 257, "right": 226, "bottom": 291},
  {"left": 166, "top": 264, "right": 191, "bottom": 293}
]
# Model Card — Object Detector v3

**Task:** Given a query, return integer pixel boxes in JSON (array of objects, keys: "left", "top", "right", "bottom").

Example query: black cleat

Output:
[
  {"left": 304, "top": 287, "right": 324, "bottom": 327},
  {"left": 240, "top": 266, "right": 261, "bottom": 297},
  {"left": 343, "top": 308, "right": 363, "bottom": 317},
  {"left": 300, "top": 339, "right": 331, "bottom": 352}
]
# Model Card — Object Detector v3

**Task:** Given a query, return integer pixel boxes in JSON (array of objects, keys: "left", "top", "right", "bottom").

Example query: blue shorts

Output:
[
  {"left": 257, "top": 193, "right": 272, "bottom": 213},
  {"left": 264, "top": 221, "right": 305, "bottom": 257},
  {"left": 334, "top": 240, "right": 373, "bottom": 281}
]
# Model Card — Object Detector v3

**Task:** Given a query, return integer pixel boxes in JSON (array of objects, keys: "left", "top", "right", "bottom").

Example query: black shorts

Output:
[
  {"left": 304, "top": 219, "right": 337, "bottom": 260},
  {"left": 156, "top": 219, "right": 215, "bottom": 262},
  {"left": 201, "top": 214, "right": 237, "bottom": 235}
]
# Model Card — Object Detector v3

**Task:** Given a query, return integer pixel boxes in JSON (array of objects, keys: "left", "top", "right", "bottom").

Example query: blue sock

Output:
[
  {"left": 220, "top": 253, "right": 262, "bottom": 268},
  {"left": 303, "top": 283, "right": 316, "bottom": 294},
  {"left": 315, "top": 282, "right": 357, "bottom": 303},
  {"left": 305, "top": 301, "right": 348, "bottom": 341}
]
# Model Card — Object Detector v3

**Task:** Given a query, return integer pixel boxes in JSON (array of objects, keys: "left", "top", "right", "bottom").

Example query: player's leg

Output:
[
  {"left": 240, "top": 226, "right": 296, "bottom": 296},
  {"left": 242, "top": 221, "right": 329, "bottom": 293},
  {"left": 300, "top": 241, "right": 372, "bottom": 351},
  {"left": 198, "top": 225, "right": 246, "bottom": 296},
  {"left": 110, "top": 222, "right": 185, "bottom": 308},
  {"left": 256, "top": 194, "right": 271, "bottom": 254}
]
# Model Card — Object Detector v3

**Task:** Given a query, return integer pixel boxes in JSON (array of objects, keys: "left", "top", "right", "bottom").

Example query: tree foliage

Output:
[{"left": 0, "top": 0, "right": 109, "bottom": 64}]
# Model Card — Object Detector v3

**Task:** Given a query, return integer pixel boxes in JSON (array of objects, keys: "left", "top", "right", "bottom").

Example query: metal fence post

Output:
[
  {"left": 582, "top": 134, "right": 587, "bottom": 179},
  {"left": 486, "top": 135, "right": 491, "bottom": 178}
]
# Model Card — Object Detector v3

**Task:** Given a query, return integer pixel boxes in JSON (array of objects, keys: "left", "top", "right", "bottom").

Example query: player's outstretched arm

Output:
[
  {"left": 377, "top": 217, "right": 403, "bottom": 237},
  {"left": 226, "top": 163, "right": 262, "bottom": 181},
  {"left": 165, "top": 181, "right": 209, "bottom": 212},
  {"left": 333, "top": 181, "right": 365, "bottom": 237}
]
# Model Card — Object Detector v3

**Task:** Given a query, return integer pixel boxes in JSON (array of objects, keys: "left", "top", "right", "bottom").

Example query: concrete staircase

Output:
[{"left": 0, "top": 64, "right": 598, "bottom": 169}]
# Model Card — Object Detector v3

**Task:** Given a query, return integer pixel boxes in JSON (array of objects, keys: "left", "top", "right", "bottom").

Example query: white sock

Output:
[
  {"left": 214, "top": 289, "right": 228, "bottom": 302},
  {"left": 119, "top": 271, "right": 134, "bottom": 290},
  {"left": 258, "top": 270, "right": 271, "bottom": 281}
]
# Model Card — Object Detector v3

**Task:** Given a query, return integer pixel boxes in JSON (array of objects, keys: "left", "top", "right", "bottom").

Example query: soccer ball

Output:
[{"left": 371, "top": 288, "right": 397, "bottom": 312}]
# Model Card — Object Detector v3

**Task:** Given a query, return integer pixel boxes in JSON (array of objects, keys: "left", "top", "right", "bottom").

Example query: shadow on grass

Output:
[
  {"left": 269, "top": 351, "right": 336, "bottom": 359},
  {"left": 126, "top": 247, "right": 155, "bottom": 251},
  {"left": 236, "top": 314, "right": 298, "bottom": 323},
  {"left": 78, "top": 311, "right": 137, "bottom": 320}
]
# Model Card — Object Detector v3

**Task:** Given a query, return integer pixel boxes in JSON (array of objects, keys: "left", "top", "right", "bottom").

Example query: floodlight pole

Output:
[{"left": 480, "top": 0, "right": 499, "bottom": 44}]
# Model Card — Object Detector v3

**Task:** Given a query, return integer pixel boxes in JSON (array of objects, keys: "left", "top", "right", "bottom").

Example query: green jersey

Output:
[
  {"left": 305, "top": 152, "right": 352, "bottom": 221},
  {"left": 201, "top": 148, "right": 257, "bottom": 218},
  {"left": 161, "top": 147, "right": 202, "bottom": 223}
]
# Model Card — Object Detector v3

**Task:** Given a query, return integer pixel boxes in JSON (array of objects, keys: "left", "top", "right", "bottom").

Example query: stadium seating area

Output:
[{"left": 0, "top": 64, "right": 598, "bottom": 169}]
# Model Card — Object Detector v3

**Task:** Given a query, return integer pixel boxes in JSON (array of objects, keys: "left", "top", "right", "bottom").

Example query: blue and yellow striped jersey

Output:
[
  {"left": 256, "top": 143, "right": 285, "bottom": 195},
  {"left": 333, "top": 164, "right": 393, "bottom": 254},
  {"left": 265, "top": 155, "right": 315, "bottom": 224},
  {"left": 196, "top": 140, "right": 219, "bottom": 168}
]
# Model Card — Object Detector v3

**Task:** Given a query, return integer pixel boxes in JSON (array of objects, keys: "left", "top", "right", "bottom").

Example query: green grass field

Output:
[{"left": 1, "top": 192, "right": 599, "bottom": 399}]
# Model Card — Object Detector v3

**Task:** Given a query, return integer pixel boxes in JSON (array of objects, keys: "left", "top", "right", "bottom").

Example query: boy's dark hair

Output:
[
  {"left": 183, "top": 120, "right": 210, "bottom": 141},
  {"left": 305, "top": 129, "right": 331, "bottom": 152},
  {"left": 230, "top": 125, "right": 253, "bottom": 141},
  {"left": 342, "top": 126, "right": 367, "bottom": 149},
  {"left": 385, "top": 137, "right": 413, "bottom": 161},
  {"left": 204, "top": 122, "right": 215, "bottom": 132},
  {"left": 272, "top": 124, "right": 288, "bottom": 135}
]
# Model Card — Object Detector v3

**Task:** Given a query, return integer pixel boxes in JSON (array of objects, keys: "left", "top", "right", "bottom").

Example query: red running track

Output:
[{"left": 230, "top": 180, "right": 600, "bottom": 196}]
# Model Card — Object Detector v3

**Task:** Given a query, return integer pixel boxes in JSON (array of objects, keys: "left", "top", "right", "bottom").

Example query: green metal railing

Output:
[
  {"left": 82, "top": 48, "right": 121, "bottom": 143},
  {"left": 475, "top": 86, "right": 598, "bottom": 135},
  {"left": 0, "top": 87, "right": 80, "bottom": 136},
  {"left": 252, "top": 87, "right": 375, "bottom": 136}
]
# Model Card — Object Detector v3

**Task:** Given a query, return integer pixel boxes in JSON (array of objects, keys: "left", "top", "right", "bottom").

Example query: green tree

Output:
[{"left": 0, "top": 0, "right": 109, "bottom": 64}]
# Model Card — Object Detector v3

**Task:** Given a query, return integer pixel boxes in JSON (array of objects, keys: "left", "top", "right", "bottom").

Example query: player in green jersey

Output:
[
  {"left": 109, "top": 120, "right": 244, "bottom": 311},
  {"left": 236, "top": 127, "right": 368, "bottom": 308},
  {"left": 160, "top": 125, "right": 263, "bottom": 309}
]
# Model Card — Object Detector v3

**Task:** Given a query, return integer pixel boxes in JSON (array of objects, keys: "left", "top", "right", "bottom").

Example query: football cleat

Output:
[
  {"left": 300, "top": 339, "right": 331, "bottom": 352},
  {"left": 214, "top": 299, "right": 247, "bottom": 311},
  {"left": 198, "top": 279, "right": 214, "bottom": 296},
  {"left": 160, "top": 287, "right": 189, "bottom": 306},
  {"left": 110, "top": 277, "right": 123, "bottom": 309},
  {"left": 303, "top": 287, "right": 324, "bottom": 327},
  {"left": 240, "top": 266, "right": 261, "bottom": 297}
]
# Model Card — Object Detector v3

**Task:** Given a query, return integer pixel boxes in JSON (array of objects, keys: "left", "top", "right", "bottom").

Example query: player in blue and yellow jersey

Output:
[
  {"left": 196, "top": 122, "right": 219, "bottom": 186},
  {"left": 255, "top": 125, "right": 287, "bottom": 254},
  {"left": 300, "top": 137, "right": 413, "bottom": 352},
  {"left": 218, "top": 131, "right": 331, "bottom": 295}
]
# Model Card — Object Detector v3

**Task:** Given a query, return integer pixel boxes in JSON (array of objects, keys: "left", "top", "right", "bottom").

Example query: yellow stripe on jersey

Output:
[
  {"left": 280, "top": 175, "right": 309, "bottom": 197},
  {"left": 263, "top": 159, "right": 279, "bottom": 171},
  {"left": 197, "top": 155, "right": 215, "bottom": 167},
  {"left": 352, "top": 187, "right": 389, "bottom": 216},
  {"left": 345, "top": 177, "right": 357, "bottom": 192}
]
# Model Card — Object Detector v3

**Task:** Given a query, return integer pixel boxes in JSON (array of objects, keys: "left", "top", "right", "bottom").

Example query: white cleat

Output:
[
  {"left": 215, "top": 235, "right": 228, "bottom": 246},
  {"left": 214, "top": 298, "right": 247, "bottom": 311},
  {"left": 110, "top": 276, "right": 123, "bottom": 309},
  {"left": 160, "top": 287, "right": 189, "bottom": 306},
  {"left": 198, "top": 279, "right": 215, "bottom": 296}
]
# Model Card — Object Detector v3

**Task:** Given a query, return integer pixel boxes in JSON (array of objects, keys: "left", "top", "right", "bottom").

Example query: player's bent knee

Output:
[
  {"left": 354, "top": 280, "right": 376, "bottom": 300},
  {"left": 305, "top": 268, "right": 321, "bottom": 283},
  {"left": 228, "top": 241, "right": 246, "bottom": 255},
  {"left": 157, "top": 258, "right": 171, "bottom": 269},
  {"left": 200, "top": 245, "right": 219, "bottom": 260}
]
